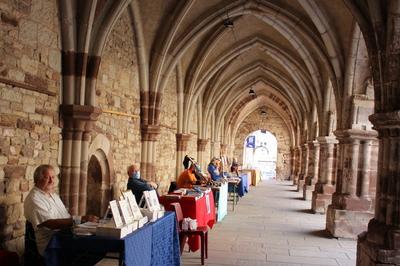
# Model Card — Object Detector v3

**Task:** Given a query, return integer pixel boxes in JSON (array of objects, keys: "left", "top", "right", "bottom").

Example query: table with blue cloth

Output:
[
  {"left": 45, "top": 212, "right": 180, "bottom": 266},
  {"left": 228, "top": 174, "right": 249, "bottom": 197}
]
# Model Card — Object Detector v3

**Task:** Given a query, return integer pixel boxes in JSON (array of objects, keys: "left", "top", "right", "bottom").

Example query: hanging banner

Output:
[{"left": 246, "top": 135, "right": 255, "bottom": 148}]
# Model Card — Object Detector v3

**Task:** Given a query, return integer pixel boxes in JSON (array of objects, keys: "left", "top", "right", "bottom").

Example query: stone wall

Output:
[
  {"left": 157, "top": 73, "right": 178, "bottom": 195},
  {"left": 233, "top": 109, "right": 291, "bottom": 180},
  {"left": 92, "top": 10, "right": 141, "bottom": 199},
  {"left": 0, "top": 0, "right": 61, "bottom": 254}
]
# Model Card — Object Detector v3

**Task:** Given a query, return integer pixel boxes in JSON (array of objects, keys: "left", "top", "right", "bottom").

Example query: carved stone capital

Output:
[
  {"left": 176, "top": 133, "right": 191, "bottom": 151},
  {"left": 141, "top": 124, "right": 161, "bottom": 141},
  {"left": 60, "top": 104, "right": 102, "bottom": 139},
  {"left": 197, "top": 139, "right": 208, "bottom": 151}
]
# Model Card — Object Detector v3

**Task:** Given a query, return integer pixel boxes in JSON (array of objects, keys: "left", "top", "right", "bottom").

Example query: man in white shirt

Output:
[{"left": 24, "top": 164, "right": 98, "bottom": 256}]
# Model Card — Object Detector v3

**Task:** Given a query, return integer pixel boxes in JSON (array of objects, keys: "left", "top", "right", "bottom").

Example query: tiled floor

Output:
[{"left": 181, "top": 180, "right": 356, "bottom": 266}]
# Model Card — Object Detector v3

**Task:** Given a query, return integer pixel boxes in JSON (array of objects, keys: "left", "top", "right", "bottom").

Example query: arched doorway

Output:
[
  {"left": 87, "top": 149, "right": 112, "bottom": 217},
  {"left": 243, "top": 130, "right": 277, "bottom": 180}
]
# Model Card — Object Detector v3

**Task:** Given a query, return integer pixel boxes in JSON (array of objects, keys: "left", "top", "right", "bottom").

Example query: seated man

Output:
[
  {"left": 24, "top": 164, "right": 98, "bottom": 257},
  {"left": 127, "top": 164, "right": 158, "bottom": 205},
  {"left": 207, "top": 157, "right": 223, "bottom": 181},
  {"left": 176, "top": 163, "right": 197, "bottom": 189}
]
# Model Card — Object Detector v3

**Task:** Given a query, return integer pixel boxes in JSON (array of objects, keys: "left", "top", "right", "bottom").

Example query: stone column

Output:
[
  {"left": 220, "top": 143, "right": 228, "bottom": 156},
  {"left": 311, "top": 136, "right": 338, "bottom": 213},
  {"left": 326, "top": 129, "right": 378, "bottom": 239},
  {"left": 303, "top": 141, "right": 320, "bottom": 200},
  {"left": 175, "top": 133, "right": 191, "bottom": 177},
  {"left": 293, "top": 146, "right": 302, "bottom": 185},
  {"left": 289, "top": 147, "right": 296, "bottom": 181},
  {"left": 140, "top": 125, "right": 160, "bottom": 183},
  {"left": 357, "top": 113, "right": 400, "bottom": 265},
  {"left": 197, "top": 139, "right": 208, "bottom": 170},
  {"left": 60, "top": 104, "right": 101, "bottom": 215},
  {"left": 210, "top": 140, "right": 220, "bottom": 158},
  {"left": 297, "top": 143, "right": 309, "bottom": 192}
]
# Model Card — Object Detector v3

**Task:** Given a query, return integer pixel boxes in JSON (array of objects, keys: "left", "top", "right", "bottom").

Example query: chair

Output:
[
  {"left": 168, "top": 181, "right": 177, "bottom": 193},
  {"left": 170, "top": 202, "right": 208, "bottom": 265},
  {"left": 24, "top": 221, "right": 45, "bottom": 266}
]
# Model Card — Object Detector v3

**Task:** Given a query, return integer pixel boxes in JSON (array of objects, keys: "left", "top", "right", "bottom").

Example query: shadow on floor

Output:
[
  {"left": 293, "top": 196, "right": 305, "bottom": 200},
  {"left": 305, "top": 229, "right": 335, "bottom": 239},
  {"left": 277, "top": 183, "right": 294, "bottom": 187},
  {"left": 295, "top": 208, "right": 314, "bottom": 214}
]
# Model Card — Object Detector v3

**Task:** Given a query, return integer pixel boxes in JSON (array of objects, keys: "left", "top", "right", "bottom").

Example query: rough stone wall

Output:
[
  {"left": 92, "top": 11, "right": 141, "bottom": 198},
  {"left": 157, "top": 73, "right": 177, "bottom": 195},
  {"left": 0, "top": 0, "right": 61, "bottom": 254},
  {"left": 233, "top": 109, "right": 291, "bottom": 180}
]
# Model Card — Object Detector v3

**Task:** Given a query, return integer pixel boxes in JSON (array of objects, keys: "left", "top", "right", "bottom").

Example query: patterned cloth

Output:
[{"left": 45, "top": 212, "right": 180, "bottom": 266}]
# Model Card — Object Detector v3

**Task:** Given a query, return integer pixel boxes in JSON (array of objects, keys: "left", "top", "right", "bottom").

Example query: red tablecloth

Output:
[
  {"left": 160, "top": 190, "right": 215, "bottom": 251},
  {"left": 0, "top": 250, "right": 19, "bottom": 266}
]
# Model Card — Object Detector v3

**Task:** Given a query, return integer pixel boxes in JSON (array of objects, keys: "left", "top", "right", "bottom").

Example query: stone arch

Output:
[
  {"left": 87, "top": 135, "right": 115, "bottom": 217},
  {"left": 234, "top": 108, "right": 291, "bottom": 180}
]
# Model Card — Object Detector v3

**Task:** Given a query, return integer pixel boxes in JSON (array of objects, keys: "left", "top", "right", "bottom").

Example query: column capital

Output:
[
  {"left": 197, "top": 139, "right": 208, "bottom": 151},
  {"left": 370, "top": 111, "right": 400, "bottom": 137},
  {"left": 220, "top": 143, "right": 228, "bottom": 153},
  {"left": 317, "top": 135, "right": 338, "bottom": 144},
  {"left": 141, "top": 124, "right": 161, "bottom": 141},
  {"left": 307, "top": 140, "right": 320, "bottom": 148},
  {"left": 334, "top": 128, "right": 378, "bottom": 143},
  {"left": 60, "top": 104, "right": 102, "bottom": 122},
  {"left": 60, "top": 104, "right": 102, "bottom": 139},
  {"left": 176, "top": 133, "right": 191, "bottom": 151}
]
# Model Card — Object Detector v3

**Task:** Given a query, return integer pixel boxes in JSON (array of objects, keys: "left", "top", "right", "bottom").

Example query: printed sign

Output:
[{"left": 246, "top": 135, "right": 255, "bottom": 148}]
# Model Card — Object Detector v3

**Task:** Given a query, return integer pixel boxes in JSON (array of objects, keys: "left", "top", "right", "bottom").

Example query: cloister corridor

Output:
[
  {"left": 97, "top": 180, "right": 356, "bottom": 266},
  {"left": 181, "top": 180, "right": 356, "bottom": 266}
]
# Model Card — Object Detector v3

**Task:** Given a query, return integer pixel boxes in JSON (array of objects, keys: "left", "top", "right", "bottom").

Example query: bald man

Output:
[{"left": 127, "top": 164, "right": 158, "bottom": 205}]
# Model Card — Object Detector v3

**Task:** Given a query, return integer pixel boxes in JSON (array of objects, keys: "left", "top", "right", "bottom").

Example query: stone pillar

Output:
[
  {"left": 297, "top": 143, "right": 309, "bottom": 192},
  {"left": 220, "top": 143, "right": 228, "bottom": 156},
  {"left": 326, "top": 129, "right": 378, "bottom": 239},
  {"left": 289, "top": 147, "right": 296, "bottom": 181},
  {"left": 210, "top": 140, "right": 220, "bottom": 158},
  {"left": 357, "top": 113, "right": 400, "bottom": 265},
  {"left": 140, "top": 125, "right": 160, "bottom": 183},
  {"left": 60, "top": 104, "right": 101, "bottom": 215},
  {"left": 311, "top": 136, "right": 338, "bottom": 213},
  {"left": 175, "top": 133, "right": 191, "bottom": 177},
  {"left": 293, "top": 146, "right": 302, "bottom": 185},
  {"left": 303, "top": 141, "right": 320, "bottom": 200},
  {"left": 197, "top": 139, "right": 208, "bottom": 170}
]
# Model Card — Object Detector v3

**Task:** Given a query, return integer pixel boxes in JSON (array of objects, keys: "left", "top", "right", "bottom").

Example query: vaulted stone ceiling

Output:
[
  {"left": 130, "top": 0, "right": 357, "bottom": 145},
  {"left": 59, "top": 0, "right": 369, "bottom": 147}
]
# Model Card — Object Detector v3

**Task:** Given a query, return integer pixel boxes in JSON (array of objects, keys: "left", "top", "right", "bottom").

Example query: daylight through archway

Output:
[{"left": 243, "top": 130, "right": 277, "bottom": 180}]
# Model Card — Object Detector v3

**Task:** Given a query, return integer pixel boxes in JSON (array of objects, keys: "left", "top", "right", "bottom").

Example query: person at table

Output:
[
  {"left": 230, "top": 159, "right": 239, "bottom": 176},
  {"left": 127, "top": 164, "right": 158, "bottom": 205},
  {"left": 24, "top": 164, "right": 99, "bottom": 257},
  {"left": 207, "top": 157, "right": 223, "bottom": 181},
  {"left": 176, "top": 163, "right": 197, "bottom": 189}
]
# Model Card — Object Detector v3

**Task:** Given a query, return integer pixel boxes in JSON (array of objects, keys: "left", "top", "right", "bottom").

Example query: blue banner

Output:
[{"left": 246, "top": 135, "right": 255, "bottom": 148}]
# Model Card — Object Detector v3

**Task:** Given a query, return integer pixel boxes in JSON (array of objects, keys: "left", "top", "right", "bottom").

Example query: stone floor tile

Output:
[
  {"left": 336, "top": 258, "right": 357, "bottom": 266},
  {"left": 266, "top": 254, "right": 338, "bottom": 265},
  {"left": 237, "top": 259, "right": 268, "bottom": 266},
  {"left": 181, "top": 180, "right": 356, "bottom": 266},
  {"left": 266, "top": 262, "right": 301, "bottom": 266}
]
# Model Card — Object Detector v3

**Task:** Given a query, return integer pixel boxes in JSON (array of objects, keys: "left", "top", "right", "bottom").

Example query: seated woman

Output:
[
  {"left": 176, "top": 164, "right": 197, "bottom": 189},
  {"left": 207, "top": 157, "right": 223, "bottom": 181}
]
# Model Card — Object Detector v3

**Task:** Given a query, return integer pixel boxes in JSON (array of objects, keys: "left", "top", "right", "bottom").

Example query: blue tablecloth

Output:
[
  {"left": 228, "top": 175, "right": 249, "bottom": 197},
  {"left": 45, "top": 212, "right": 180, "bottom": 266}
]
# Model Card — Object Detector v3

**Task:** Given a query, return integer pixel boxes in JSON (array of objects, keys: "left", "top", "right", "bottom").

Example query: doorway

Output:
[{"left": 243, "top": 130, "right": 277, "bottom": 180}]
